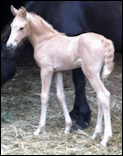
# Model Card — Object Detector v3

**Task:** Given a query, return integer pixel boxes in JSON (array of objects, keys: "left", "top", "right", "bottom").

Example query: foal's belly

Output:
[{"left": 54, "top": 58, "right": 81, "bottom": 72}]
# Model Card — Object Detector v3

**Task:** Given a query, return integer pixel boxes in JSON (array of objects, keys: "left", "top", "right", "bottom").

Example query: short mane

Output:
[{"left": 28, "top": 12, "right": 66, "bottom": 36}]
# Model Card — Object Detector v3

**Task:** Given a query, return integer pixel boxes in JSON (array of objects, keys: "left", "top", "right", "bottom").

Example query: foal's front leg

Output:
[
  {"left": 55, "top": 72, "right": 72, "bottom": 134},
  {"left": 34, "top": 69, "right": 53, "bottom": 135}
]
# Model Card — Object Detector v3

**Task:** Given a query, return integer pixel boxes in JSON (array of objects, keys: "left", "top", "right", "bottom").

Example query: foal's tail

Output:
[{"left": 101, "top": 39, "right": 115, "bottom": 80}]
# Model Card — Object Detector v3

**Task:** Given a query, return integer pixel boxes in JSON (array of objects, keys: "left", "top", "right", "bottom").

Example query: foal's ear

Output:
[
  {"left": 20, "top": 7, "right": 27, "bottom": 18},
  {"left": 11, "top": 5, "right": 18, "bottom": 16}
]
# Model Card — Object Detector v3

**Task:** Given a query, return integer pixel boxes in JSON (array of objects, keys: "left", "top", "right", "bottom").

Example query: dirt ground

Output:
[{"left": 1, "top": 53, "right": 122, "bottom": 155}]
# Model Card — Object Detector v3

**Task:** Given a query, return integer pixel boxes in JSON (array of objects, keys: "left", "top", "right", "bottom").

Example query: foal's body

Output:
[
  {"left": 35, "top": 33, "right": 104, "bottom": 72},
  {"left": 7, "top": 6, "right": 114, "bottom": 147}
]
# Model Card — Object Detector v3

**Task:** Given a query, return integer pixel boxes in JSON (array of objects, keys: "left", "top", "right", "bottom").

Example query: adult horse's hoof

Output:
[
  {"left": 72, "top": 122, "right": 86, "bottom": 130},
  {"left": 70, "top": 110, "right": 91, "bottom": 130}
]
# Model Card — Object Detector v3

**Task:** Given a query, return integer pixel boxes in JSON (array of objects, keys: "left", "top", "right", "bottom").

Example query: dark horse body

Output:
[{"left": 1, "top": 1, "right": 122, "bottom": 129}]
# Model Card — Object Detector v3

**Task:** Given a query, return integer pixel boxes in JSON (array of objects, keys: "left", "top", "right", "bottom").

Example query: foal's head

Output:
[{"left": 6, "top": 6, "right": 29, "bottom": 50}]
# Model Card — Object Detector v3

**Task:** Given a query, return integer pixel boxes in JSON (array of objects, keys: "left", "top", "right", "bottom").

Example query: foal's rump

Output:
[{"left": 78, "top": 33, "right": 114, "bottom": 79}]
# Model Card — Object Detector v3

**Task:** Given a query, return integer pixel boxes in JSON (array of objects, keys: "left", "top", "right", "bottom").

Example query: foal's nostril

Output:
[
  {"left": 7, "top": 43, "right": 13, "bottom": 49},
  {"left": 6, "top": 43, "right": 16, "bottom": 50}
]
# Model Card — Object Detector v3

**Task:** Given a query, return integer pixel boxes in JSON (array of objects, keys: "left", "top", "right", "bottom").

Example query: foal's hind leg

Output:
[
  {"left": 55, "top": 72, "right": 72, "bottom": 134},
  {"left": 83, "top": 71, "right": 112, "bottom": 146},
  {"left": 91, "top": 98, "right": 103, "bottom": 140},
  {"left": 34, "top": 69, "right": 53, "bottom": 135}
]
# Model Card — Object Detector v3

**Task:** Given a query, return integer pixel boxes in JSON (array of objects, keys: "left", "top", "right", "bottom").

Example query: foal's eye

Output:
[{"left": 20, "top": 27, "right": 24, "bottom": 30}]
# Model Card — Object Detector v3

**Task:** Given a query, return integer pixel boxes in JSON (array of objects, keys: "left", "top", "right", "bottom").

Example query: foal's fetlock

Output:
[{"left": 64, "top": 122, "right": 72, "bottom": 134}]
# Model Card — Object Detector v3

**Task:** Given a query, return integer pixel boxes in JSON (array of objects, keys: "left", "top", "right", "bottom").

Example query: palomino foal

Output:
[{"left": 6, "top": 6, "right": 114, "bottom": 147}]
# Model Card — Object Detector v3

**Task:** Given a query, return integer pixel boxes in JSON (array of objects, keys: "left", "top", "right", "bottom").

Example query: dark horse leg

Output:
[
  {"left": 1, "top": 44, "right": 16, "bottom": 88},
  {"left": 1, "top": 58, "right": 16, "bottom": 87},
  {"left": 70, "top": 68, "right": 91, "bottom": 129}
]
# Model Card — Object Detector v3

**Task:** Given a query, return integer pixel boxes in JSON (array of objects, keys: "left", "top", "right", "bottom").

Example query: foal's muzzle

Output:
[{"left": 6, "top": 42, "right": 17, "bottom": 50}]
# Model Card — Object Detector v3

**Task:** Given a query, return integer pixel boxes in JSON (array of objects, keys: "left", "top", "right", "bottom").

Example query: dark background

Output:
[
  {"left": 1, "top": 1, "right": 36, "bottom": 66},
  {"left": 1, "top": 1, "right": 26, "bottom": 31},
  {"left": 1, "top": 1, "right": 122, "bottom": 65}
]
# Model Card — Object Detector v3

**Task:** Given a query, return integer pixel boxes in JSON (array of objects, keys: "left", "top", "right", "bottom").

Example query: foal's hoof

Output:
[
  {"left": 64, "top": 130, "right": 70, "bottom": 134},
  {"left": 34, "top": 128, "right": 40, "bottom": 135},
  {"left": 91, "top": 133, "right": 97, "bottom": 140},
  {"left": 34, "top": 126, "right": 46, "bottom": 135},
  {"left": 100, "top": 140, "right": 107, "bottom": 147}
]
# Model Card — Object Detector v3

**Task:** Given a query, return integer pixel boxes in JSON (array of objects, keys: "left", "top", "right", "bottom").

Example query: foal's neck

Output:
[{"left": 27, "top": 13, "right": 57, "bottom": 47}]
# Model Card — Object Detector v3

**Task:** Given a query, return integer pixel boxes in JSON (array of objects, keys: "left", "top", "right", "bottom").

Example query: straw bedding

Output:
[{"left": 1, "top": 53, "right": 122, "bottom": 155}]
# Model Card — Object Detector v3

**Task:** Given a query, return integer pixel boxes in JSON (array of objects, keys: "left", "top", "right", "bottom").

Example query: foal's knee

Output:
[
  {"left": 57, "top": 92, "right": 65, "bottom": 103},
  {"left": 41, "top": 93, "right": 49, "bottom": 104}
]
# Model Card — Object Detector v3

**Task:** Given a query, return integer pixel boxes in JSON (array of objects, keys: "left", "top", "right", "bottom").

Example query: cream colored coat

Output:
[{"left": 7, "top": 6, "right": 114, "bottom": 147}]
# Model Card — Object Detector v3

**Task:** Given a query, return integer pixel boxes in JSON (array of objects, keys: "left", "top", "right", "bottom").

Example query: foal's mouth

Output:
[{"left": 6, "top": 37, "right": 27, "bottom": 51}]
